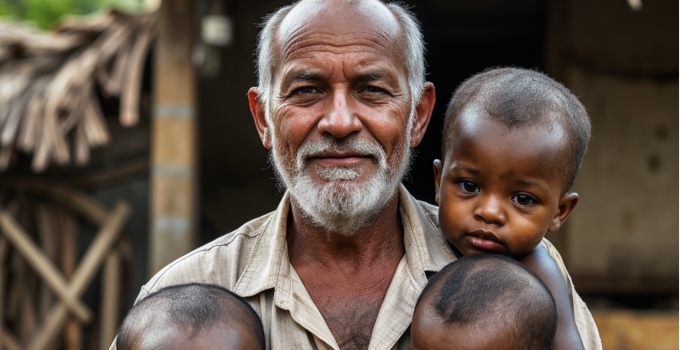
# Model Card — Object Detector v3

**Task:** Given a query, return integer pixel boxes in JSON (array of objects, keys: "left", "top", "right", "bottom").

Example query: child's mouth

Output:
[{"left": 465, "top": 230, "right": 506, "bottom": 253}]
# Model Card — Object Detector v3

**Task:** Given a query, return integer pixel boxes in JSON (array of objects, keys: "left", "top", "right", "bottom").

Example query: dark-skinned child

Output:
[
  {"left": 116, "top": 283, "right": 265, "bottom": 350},
  {"left": 410, "top": 255, "right": 558, "bottom": 350},
  {"left": 430, "top": 67, "right": 593, "bottom": 350}
]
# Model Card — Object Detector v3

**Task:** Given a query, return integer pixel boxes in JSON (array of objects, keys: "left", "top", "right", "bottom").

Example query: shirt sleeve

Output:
[{"left": 541, "top": 239, "right": 603, "bottom": 350}]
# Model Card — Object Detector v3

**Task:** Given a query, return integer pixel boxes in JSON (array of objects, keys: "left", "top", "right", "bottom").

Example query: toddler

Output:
[{"left": 432, "top": 67, "right": 591, "bottom": 349}]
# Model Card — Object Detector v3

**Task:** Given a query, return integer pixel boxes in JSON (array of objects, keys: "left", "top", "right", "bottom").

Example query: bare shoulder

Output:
[{"left": 519, "top": 244, "right": 570, "bottom": 298}]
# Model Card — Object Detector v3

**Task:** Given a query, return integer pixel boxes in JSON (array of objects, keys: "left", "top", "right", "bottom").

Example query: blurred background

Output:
[{"left": 0, "top": 0, "right": 676, "bottom": 349}]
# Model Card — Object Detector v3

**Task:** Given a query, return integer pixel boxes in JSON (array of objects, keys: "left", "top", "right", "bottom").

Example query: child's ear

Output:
[
  {"left": 548, "top": 192, "right": 579, "bottom": 233},
  {"left": 433, "top": 159, "right": 443, "bottom": 205}
]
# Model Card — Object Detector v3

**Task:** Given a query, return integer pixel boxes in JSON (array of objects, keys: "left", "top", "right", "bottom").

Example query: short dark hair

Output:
[
  {"left": 442, "top": 67, "right": 591, "bottom": 191},
  {"left": 417, "top": 255, "right": 558, "bottom": 350},
  {"left": 116, "top": 283, "right": 265, "bottom": 350}
]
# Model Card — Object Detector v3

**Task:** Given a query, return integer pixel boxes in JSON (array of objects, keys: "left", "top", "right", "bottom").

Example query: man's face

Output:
[{"left": 260, "top": 0, "right": 420, "bottom": 234}]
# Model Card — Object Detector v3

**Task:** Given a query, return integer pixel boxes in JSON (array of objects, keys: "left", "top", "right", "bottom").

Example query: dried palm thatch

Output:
[{"left": 0, "top": 10, "right": 157, "bottom": 172}]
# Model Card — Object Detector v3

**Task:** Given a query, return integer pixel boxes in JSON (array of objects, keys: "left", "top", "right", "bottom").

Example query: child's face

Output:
[
  {"left": 409, "top": 304, "right": 513, "bottom": 350},
  {"left": 434, "top": 107, "right": 578, "bottom": 257},
  {"left": 139, "top": 324, "right": 261, "bottom": 350}
]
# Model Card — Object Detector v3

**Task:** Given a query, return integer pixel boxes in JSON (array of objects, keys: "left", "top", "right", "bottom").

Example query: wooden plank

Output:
[
  {"left": 27, "top": 201, "right": 131, "bottom": 350},
  {"left": 98, "top": 250, "right": 120, "bottom": 350},
  {"left": 0, "top": 209, "right": 92, "bottom": 323},
  {"left": 58, "top": 206, "right": 80, "bottom": 350},
  {"left": 150, "top": 0, "right": 196, "bottom": 275},
  {"left": 37, "top": 204, "right": 59, "bottom": 319}
]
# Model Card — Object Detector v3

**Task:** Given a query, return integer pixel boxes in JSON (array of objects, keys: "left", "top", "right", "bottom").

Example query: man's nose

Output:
[
  {"left": 317, "top": 89, "right": 362, "bottom": 138},
  {"left": 473, "top": 195, "right": 506, "bottom": 226}
]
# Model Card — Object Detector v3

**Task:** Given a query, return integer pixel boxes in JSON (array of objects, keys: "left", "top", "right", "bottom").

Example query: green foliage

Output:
[{"left": 0, "top": 0, "right": 148, "bottom": 30}]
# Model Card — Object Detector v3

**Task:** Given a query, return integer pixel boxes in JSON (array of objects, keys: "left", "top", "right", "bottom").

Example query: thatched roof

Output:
[{"left": 0, "top": 10, "right": 156, "bottom": 172}]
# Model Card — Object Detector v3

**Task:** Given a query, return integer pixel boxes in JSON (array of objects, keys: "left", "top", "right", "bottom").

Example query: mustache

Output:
[{"left": 295, "top": 134, "right": 386, "bottom": 170}]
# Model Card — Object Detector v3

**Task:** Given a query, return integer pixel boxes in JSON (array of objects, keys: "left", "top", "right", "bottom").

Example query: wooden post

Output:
[
  {"left": 150, "top": 0, "right": 197, "bottom": 275},
  {"left": 99, "top": 250, "right": 120, "bottom": 350}
]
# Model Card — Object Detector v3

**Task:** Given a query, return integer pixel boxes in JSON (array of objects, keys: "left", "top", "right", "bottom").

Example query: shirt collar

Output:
[{"left": 233, "top": 184, "right": 455, "bottom": 298}]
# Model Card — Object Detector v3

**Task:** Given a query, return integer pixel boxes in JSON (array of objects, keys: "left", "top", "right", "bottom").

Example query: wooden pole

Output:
[
  {"left": 150, "top": 0, "right": 197, "bottom": 275},
  {"left": 60, "top": 207, "right": 80, "bottom": 350},
  {"left": 98, "top": 250, "right": 120, "bottom": 350}
]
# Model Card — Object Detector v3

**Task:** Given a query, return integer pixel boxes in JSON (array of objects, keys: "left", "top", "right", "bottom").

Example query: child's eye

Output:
[
  {"left": 512, "top": 194, "right": 537, "bottom": 206},
  {"left": 458, "top": 180, "right": 480, "bottom": 194}
]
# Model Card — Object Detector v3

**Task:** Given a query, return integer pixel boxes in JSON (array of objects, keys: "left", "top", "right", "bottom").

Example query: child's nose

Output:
[{"left": 473, "top": 196, "right": 506, "bottom": 225}]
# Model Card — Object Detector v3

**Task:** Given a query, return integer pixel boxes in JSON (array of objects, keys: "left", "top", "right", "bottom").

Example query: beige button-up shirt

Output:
[{"left": 114, "top": 185, "right": 602, "bottom": 350}]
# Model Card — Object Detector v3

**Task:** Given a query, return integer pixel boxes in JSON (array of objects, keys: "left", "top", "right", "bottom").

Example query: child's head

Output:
[
  {"left": 116, "top": 283, "right": 265, "bottom": 350},
  {"left": 435, "top": 67, "right": 591, "bottom": 257},
  {"left": 410, "top": 255, "right": 557, "bottom": 350}
]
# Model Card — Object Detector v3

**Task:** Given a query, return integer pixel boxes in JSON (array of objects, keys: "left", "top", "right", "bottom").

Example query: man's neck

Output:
[
  {"left": 286, "top": 190, "right": 406, "bottom": 350},
  {"left": 286, "top": 191, "right": 405, "bottom": 271}
]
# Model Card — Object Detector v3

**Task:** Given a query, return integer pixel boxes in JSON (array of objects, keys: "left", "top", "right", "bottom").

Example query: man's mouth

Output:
[
  {"left": 308, "top": 151, "right": 374, "bottom": 167},
  {"left": 464, "top": 229, "right": 506, "bottom": 253}
]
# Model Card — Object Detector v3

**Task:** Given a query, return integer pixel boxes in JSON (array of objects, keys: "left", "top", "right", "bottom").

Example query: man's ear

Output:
[
  {"left": 248, "top": 87, "right": 272, "bottom": 149},
  {"left": 433, "top": 159, "right": 443, "bottom": 205},
  {"left": 410, "top": 82, "right": 436, "bottom": 148},
  {"left": 548, "top": 192, "right": 579, "bottom": 233}
]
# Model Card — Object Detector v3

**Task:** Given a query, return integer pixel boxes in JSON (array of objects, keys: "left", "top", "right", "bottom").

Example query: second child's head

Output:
[
  {"left": 435, "top": 67, "right": 591, "bottom": 257},
  {"left": 410, "top": 255, "right": 558, "bottom": 350},
  {"left": 116, "top": 283, "right": 265, "bottom": 350}
]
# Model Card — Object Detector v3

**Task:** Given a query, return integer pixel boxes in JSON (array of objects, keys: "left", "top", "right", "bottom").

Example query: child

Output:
[
  {"left": 432, "top": 67, "right": 591, "bottom": 349},
  {"left": 410, "top": 255, "right": 558, "bottom": 350},
  {"left": 116, "top": 283, "right": 265, "bottom": 350}
]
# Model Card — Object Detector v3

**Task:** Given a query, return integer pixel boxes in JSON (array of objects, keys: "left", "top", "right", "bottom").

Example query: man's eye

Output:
[
  {"left": 364, "top": 86, "right": 385, "bottom": 93},
  {"left": 512, "top": 194, "right": 537, "bottom": 206},
  {"left": 458, "top": 180, "right": 480, "bottom": 194},
  {"left": 296, "top": 86, "right": 319, "bottom": 94}
]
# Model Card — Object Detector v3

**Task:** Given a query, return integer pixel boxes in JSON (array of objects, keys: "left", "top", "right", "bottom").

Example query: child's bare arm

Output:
[{"left": 519, "top": 244, "right": 585, "bottom": 350}]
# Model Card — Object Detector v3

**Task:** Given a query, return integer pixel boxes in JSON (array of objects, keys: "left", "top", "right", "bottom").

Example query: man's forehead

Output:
[{"left": 277, "top": 0, "right": 402, "bottom": 56}]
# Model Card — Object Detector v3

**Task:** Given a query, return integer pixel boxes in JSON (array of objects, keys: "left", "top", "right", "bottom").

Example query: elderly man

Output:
[{"left": 113, "top": 1, "right": 602, "bottom": 349}]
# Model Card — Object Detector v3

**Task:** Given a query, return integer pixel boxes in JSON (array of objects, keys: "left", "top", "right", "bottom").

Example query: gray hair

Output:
[{"left": 254, "top": 0, "right": 426, "bottom": 129}]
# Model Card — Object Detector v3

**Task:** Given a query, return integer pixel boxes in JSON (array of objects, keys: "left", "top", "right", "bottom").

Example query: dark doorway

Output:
[{"left": 404, "top": 0, "right": 548, "bottom": 203}]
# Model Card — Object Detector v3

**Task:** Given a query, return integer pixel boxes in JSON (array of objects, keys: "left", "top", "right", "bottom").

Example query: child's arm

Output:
[{"left": 519, "top": 244, "right": 586, "bottom": 350}]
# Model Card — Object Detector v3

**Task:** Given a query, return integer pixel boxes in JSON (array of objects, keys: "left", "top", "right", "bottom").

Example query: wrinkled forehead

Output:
[{"left": 276, "top": 0, "right": 403, "bottom": 65}]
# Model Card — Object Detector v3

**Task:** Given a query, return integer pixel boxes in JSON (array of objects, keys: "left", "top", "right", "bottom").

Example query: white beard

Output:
[{"left": 270, "top": 133, "right": 412, "bottom": 236}]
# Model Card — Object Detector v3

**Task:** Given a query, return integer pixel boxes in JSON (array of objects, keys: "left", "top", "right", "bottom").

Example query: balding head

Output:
[
  {"left": 255, "top": 0, "right": 426, "bottom": 122},
  {"left": 116, "top": 284, "right": 265, "bottom": 350},
  {"left": 411, "top": 255, "right": 557, "bottom": 350},
  {"left": 443, "top": 67, "right": 591, "bottom": 191}
]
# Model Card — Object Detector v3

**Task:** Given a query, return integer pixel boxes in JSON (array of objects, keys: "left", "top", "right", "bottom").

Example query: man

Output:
[{"left": 113, "top": 1, "right": 602, "bottom": 349}]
